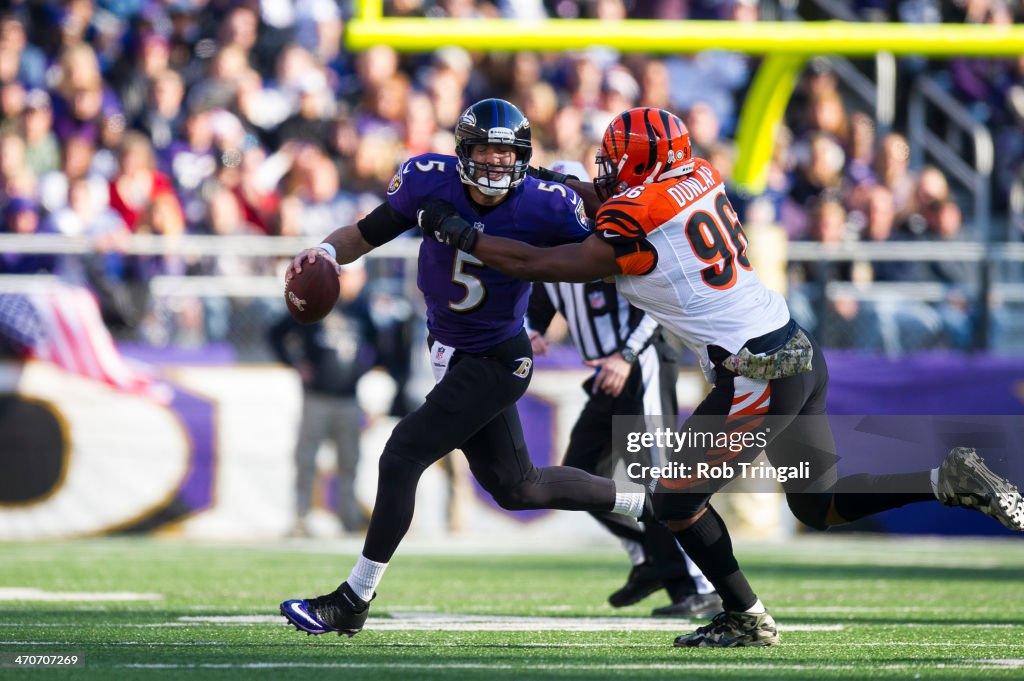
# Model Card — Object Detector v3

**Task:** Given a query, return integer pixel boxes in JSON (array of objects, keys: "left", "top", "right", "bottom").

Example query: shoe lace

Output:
[
  {"left": 695, "top": 611, "right": 739, "bottom": 637},
  {"left": 307, "top": 592, "right": 340, "bottom": 619}
]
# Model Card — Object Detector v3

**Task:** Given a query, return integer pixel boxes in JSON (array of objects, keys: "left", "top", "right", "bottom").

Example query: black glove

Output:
[
  {"left": 527, "top": 166, "right": 579, "bottom": 184},
  {"left": 417, "top": 199, "right": 479, "bottom": 252}
]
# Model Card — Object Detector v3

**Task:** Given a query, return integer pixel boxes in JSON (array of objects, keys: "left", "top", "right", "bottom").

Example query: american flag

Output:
[{"left": 0, "top": 283, "right": 170, "bottom": 403}]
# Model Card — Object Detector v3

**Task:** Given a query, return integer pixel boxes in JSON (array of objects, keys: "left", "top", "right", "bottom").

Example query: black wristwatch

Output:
[{"left": 620, "top": 347, "right": 638, "bottom": 364}]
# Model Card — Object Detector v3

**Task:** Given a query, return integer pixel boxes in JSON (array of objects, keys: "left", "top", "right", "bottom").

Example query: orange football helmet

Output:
[{"left": 594, "top": 107, "right": 695, "bottom": 201}]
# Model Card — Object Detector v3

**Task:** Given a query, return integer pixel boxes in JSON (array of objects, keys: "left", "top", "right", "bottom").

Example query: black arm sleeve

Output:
[
  {"left": 357, "top": 202, "right": 416, "bottom": 247},
  {"left": 526, "top": 283, "right": 557, "bottom": 336}
]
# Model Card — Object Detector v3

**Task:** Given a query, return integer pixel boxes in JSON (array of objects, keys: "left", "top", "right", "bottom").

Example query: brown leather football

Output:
[{"left": 284, "top": 255, "right": 340, "bottom": 324}]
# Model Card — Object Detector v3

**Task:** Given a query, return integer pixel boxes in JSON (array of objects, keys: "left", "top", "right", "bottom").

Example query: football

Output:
[{"left": 284, "top": 255, "right": 340, "bottom": 324}]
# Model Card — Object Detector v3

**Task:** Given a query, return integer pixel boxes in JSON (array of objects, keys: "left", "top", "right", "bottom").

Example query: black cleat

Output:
[
  {"left": 280, "top": 582, "right": 373, "bottom": 637},
  {"left": 651, "top": 592, "right": 723, "bottom": 619},
  {"left": 608, "top": 563, "right": 664, "bottom": 608}
]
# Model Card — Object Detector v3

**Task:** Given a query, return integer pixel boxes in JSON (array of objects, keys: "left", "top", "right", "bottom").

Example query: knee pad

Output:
[{"left": 786, "top": 492, "right": 833, "bottom": 531}]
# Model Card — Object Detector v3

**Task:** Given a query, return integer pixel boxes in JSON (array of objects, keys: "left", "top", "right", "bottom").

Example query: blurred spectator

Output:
[
  {"left": 506, "top": 51, "right": 544, "bottom": 105},
  {"left": 233, "top": 67, "right": 291, "bottom": 140},
  {"left": 403, "top": 92, "right": 439, "bottom": 157},
  {"left": 280, "top": 146, "right": 359, "bottom": 239},
  {"left": 686, "top": 101, "right": 723, "bottom": 157},
  {"left": 22, "top": 90, "right": 60, "bottom": 177},
  {"left": 789, "top": 133, "right": 846, "bottom": 228},
  {"left": 875, "top": 133, "right": 916, "bottom": 222},
  {"left": 165, "top": 104, "right": 218, "bottom": 226},
  {"left": 599, "top": 65, "right": 640, "bottom": 128},
  {"left": 843, "top": 111, "right": 878, "bottom": 209},
  {"left": 215, "top": 145, "right": 282, "bottom": 236},
  {"left": 51, "top": 43, "right": 122, "bottom": 145},
  {"left": 355, "top": 71, "right": 410, "bottom": 139},
  {"left": 0, "top": 80, "right": 26, "bottom": 123},
  {"left": 137, "top": 69, "right": 187, "bottom": 154},
  {"left": 898, "top": 165, "right": 950, "bottom": 237},
  {"left": 38, "top": 134, "right": 108, "bottom": 215},
  {"left": 110, "top": 31, "right": 172, "bottom": 127},
  {"left": 0, "top": 127, "right": 36, "bottom": 202},
  {"left": 0, "top": 13, "right": 46, "bottom": 88},
  {"left": 631, "top": 0, "right": 688, "bottom": 19},
  {"left": 861, "top": 185, "right": 907, "bottom": 282},
  {"left": 807, "top": 89, "right": 850, "bottom": 148},
  {"left": 922, "top": 199, "right": 976, "bottom": 288},
  {"left": 565, "top": 50, "right": 605, "bottom": 112},
  {"left": 294, "top": 0, "right": 346, "bottom": 68},
  {"left": 708, "top": 140, "right": 733, "bottom": 189},
  {"left": 551, "top": 105, "right": 589, "bottom": 165},
  {"left": 46, "top": 175, "right": 128, "bottom": 241},
  {"left": 347, "top": 133, "right": 403, "bottom": 198},
  {"left": 109, "top": 131, "right": 180, "bottom": 232},
  {"left": 788, "top": 58, "right": 840, "bottom": 136},
  {"left": 585, "top": 0, "right": 628, "bottom": 19},
  {"left": 275, "top": 69, "right": 337, "bottom": 148},
  {"left": 522, "top": 81, "right": 559, "bottom": 149},
  {"left": 349, "top": 44, "right": 401, "bottom": 109},
  {"left": 185, "top": 44, "right": 249, "bottom": 115},
  {"left": 638, "top": 57, "right": 673, "bottom": 110},
  {"left": 1, "top": 198, "right": 57, "bottom": 275},
  {"left": 421, "top": 48, "right": 482, "bottom": 130}
]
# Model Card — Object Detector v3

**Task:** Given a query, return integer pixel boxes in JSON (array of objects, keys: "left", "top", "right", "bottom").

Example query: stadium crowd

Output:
[{"left": 1, "top": 0, "right": 1022, "bottom": 354}]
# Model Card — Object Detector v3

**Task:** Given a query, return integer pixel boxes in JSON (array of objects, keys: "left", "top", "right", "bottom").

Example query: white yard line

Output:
[
  {"left": 118, "top": 660, "right": 1024, "bottom": 671},
  {"left": 0, "top": 588, "right": 162, "bottom": 602},
  {"left": 177, "top": 613, "right": 845, "bottom": 632},
  {"left": 3, "top": 611, "right": 1021, "bottom": 635}
]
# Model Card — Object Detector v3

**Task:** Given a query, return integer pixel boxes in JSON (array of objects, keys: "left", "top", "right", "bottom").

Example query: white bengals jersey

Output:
[{"left": 595, "top": 157, "right": 790, "bottom": 375}]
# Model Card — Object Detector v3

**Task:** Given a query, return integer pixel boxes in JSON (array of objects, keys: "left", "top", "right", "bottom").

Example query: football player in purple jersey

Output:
[{"left": 279, "top": 99, "right": 651, "bottom": 637}]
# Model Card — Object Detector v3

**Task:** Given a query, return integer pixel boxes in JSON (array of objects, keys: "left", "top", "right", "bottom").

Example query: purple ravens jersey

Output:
[{"left": 387, "top": 153, "right": 591, "bottom": 353}]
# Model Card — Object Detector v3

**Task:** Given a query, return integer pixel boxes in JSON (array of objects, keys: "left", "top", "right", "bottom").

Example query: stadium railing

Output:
[{"left": 3, "top": 235, "right": 1024, "bottom": 352}]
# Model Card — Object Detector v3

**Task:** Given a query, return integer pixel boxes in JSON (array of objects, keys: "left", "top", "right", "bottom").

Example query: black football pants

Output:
[
  {"left": 362, "top": 330, "right": 617, "bottom": 563},
  {"left": 564, "top": 341, "right": 692, "bottom": 583}
]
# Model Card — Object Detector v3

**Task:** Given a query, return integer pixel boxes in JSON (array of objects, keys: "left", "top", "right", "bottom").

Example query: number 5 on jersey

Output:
[{"left": 450, "top": 250, "right": 486, "bottom": 311}]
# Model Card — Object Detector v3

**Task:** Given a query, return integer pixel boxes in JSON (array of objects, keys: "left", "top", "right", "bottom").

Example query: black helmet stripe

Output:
[
  {"left": 614, "top": 111, "right": 630, "bottom": 157},
  {"left": 658, "top": 108, "right": 674, "bottom": 152},
  {"left": 643, "top": 108, "right": 658, "bottom": 172}
]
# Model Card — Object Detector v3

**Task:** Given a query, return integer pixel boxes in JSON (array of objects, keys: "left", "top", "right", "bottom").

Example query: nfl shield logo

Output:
[
  {"left": 588, "top": 290, "right": 606, "bottom": 309},
  {"left": 435, "top": 346, "right": 446, "bottom": 360}
]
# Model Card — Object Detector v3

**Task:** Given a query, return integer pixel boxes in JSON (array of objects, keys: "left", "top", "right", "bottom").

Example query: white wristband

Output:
[{"left": 317, "top": 242, "right": 337, "bottom": 260}]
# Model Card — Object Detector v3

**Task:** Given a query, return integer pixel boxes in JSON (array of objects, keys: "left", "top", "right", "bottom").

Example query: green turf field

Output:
[{"left": 1, "top": 535, "right": 1022, "bottom": 679}]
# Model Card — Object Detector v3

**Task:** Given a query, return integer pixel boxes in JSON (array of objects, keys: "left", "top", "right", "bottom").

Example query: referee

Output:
[{"left": 525, "top": 162, "right": 721, "bottom": 618}]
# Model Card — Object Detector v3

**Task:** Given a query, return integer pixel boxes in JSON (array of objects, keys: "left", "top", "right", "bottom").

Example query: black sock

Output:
[
  {"left": 672, "top": 505, "right": 757, "bottom": 612},
  {"left": 832, "top": 472, "right": 936, "bottom": 523}
]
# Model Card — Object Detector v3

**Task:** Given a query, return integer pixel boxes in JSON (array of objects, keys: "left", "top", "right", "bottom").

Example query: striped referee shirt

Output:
[{"left": 526, "top": 280, "right": 659, "bottom": 362}]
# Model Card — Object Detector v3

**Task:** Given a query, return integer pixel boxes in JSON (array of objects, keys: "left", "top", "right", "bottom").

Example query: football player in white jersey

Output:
[{"left": 418, "top": 107, "right": 1024, "bottom": 647}]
